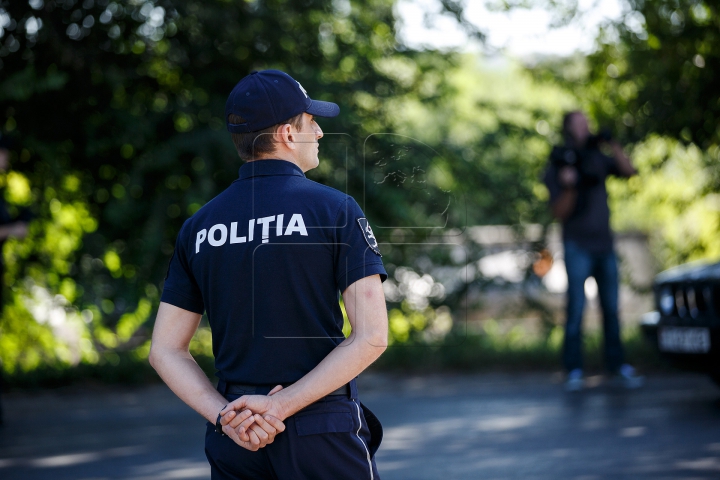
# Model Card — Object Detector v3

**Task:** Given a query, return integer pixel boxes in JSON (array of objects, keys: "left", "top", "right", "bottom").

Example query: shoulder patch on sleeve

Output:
[{"left": 357, "top": 218, "right": 381, "bottom": 256}]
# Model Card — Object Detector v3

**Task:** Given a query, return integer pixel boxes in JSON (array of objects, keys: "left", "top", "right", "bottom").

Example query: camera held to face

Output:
[{"left": 550, "top": 128, "right": 613, "bottom": 188}]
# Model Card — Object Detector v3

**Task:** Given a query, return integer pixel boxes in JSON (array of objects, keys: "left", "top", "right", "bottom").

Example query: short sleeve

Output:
[
  {"left": 161, "top": 224, "right": 205, "bottom": 314},
  {"left": 333, "top": 197, "right": 387, "bottom": 293}
]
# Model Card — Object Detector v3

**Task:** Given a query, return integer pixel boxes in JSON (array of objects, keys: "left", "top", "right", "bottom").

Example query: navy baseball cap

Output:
[{"left": 225, "top": 70, "right": 340, "bottom": 133}]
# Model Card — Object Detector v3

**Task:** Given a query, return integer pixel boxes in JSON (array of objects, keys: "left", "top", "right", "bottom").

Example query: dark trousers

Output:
[
  {"left": 563, "top": 240, "right": 625, "bottom": 373},
  {"left": 205, "top": 381, "right": 382, "bottom": 480}
]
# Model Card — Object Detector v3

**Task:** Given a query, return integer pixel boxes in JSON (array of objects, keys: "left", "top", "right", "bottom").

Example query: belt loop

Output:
[
  {"left": 217, "top": 380, "right": 227, "bottom": 395},
  {"left": 349, "top": 378, "right": 358, "bottom": 400}
]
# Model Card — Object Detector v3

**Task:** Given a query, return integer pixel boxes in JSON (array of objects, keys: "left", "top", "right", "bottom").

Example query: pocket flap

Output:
[{"left": 295, "top": 412, "right": 354, "bottom": 436}]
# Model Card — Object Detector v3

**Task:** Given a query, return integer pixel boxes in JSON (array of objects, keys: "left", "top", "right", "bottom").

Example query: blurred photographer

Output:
[{"left": 543, "top": 111, "right": 642, "bottom": 391}]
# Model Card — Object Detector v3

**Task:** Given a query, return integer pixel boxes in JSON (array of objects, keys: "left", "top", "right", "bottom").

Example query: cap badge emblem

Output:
[{"left": 296, "top": 81, "right": 309, "bottom": 98}]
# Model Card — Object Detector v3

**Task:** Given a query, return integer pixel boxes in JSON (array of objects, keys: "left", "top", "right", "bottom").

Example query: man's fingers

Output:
[
  {"left": 268, "top": 385, "right": 283, "bottom": 396},
  {"left": 235, "top": 413, "right": 257, "bottom": 442},
  {"left": 249, "top": 423, "right": 270, "bottom": 444},
  {"left": 236, "top": 435, "right": 258, "bottom": 452},
  {"left": 263, "top": 415, "right": 286, "bottom": 433},
  {"left": 252, "top": 414, "right": 276, "bottom": 437},
  {"left": 228, "top": 409, "right": 254, "bottom": 429},
  {"left": 219, "top": 410, "right": 238, "bottom": 426},
  {"left": 224, "top": 424, "right": 256, "bottom": 450},
  {"left": 233, "top": 411, "right": 257, "bottom": 431},
  {"left": 237, "top": 434, "right": 258, "bottom": 451},
  {"left": 248, "top": 428, "right": 261, "bottom": 447},
  {"left": 221, "top": 396, "right": 247, "bottom": 414},
  {"left": 222, "top": 424, "right": 241, "bottom": 443}
]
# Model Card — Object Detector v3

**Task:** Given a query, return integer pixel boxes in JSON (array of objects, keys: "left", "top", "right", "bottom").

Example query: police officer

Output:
[{"left": 150, "top": 70, "right": 389, "bottom": 479}]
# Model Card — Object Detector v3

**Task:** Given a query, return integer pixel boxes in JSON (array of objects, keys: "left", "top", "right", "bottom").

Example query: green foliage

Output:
[
  {"left": 0, "top": 0, "right": 465, "bottom": 374},
  {"left": 387, "top": 303, "right": 453, "bottom": 344},
  {"left": 583, "top": 0, "right": 720, "bottom": 268},
  {"left": 0, "top": 294, "right": 57, "bottom": 373},
  {"left": 375, "top": 324, "right": 662, "bottom": 373},
  {"left": 525, "top": 0, "right": 720, "bottom": 270},
  {"left": 2, "top": 0, "right": 713, "bottom": 381},
  {"left": 373, "top": 57, "right": 578, "bottom": 343},
  {"left": 523, "top": 1, "right": 720, "bottom": 149},
  {"left": 385, "top": 54, "right": 576, "bottom": 227},
  {"left": 609, "top": 135, "right": 720, "bottom": 268},
  {"left": 582, "top": 0, "right": 720, "bottom": 148}
]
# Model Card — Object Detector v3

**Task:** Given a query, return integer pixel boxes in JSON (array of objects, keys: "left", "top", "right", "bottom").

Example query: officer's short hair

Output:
[{"left": 228, "top": 113, "right": 304, "bottom": 161}]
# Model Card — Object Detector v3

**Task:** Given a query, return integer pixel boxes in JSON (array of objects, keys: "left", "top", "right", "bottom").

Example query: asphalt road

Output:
[{"left": 1, "top": 372, "right": 719, "bottom": 480}]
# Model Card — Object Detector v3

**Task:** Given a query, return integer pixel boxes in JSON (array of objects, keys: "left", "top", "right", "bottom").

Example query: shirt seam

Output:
[
  {"left": 332, "top": 196, "right": 350, "bottom": 233},
  {"left": 257, "top": 78, "right": 279, "bottom": 124}
]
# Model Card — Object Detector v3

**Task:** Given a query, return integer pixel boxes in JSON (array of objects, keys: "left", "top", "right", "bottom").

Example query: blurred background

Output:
[
  {"left": 1, "top": 0, "right": 719, "bottom": 479},
  {"left": 1, "top": 0, "right": 717, "bottom": 382}
]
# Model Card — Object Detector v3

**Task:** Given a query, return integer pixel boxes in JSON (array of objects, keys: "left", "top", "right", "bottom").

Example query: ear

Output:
[{"left": 274, "top": 124, "right": 296, "bottom": 150}]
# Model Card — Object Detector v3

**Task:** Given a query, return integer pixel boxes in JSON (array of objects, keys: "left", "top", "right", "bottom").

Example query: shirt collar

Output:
[{"left": 238, "top": 159, "right": 306, "bottom": 180}]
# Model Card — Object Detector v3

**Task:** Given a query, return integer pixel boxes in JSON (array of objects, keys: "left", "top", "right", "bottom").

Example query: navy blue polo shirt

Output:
[{"left": 161, "top": 159, "right": 387, "bottom": 386}]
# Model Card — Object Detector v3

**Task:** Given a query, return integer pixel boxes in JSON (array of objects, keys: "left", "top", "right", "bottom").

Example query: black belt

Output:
[{"left": 223, "top": 382, "right": 350, "bottom": 397}]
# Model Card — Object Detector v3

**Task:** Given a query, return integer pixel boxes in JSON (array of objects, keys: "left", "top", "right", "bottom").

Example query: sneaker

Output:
[
  {"left": 565, "top": 368, "right": 584, "bottom": 392},
  {"left": 613, "top": 364, "right": 645, "bottom": 389}
]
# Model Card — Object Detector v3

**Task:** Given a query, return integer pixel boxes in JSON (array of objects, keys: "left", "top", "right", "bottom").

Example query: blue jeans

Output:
[{"left": 563, "top": 240, "right": 625, "bottom": 373}]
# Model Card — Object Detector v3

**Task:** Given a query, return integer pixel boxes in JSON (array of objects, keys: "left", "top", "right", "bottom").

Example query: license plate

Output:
[{"left": 659, "top": 327, "right": 711, "bottom": 354}]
